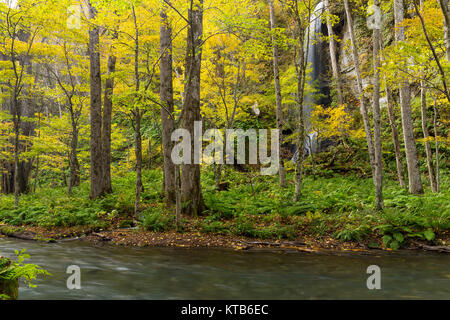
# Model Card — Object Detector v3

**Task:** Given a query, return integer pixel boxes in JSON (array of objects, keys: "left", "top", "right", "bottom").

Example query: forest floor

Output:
[
  {"left": 0, "top": 211, "right": 448, "bottom": 253},
  {"left": 0, "top": 158, "right": 449, "bottom": 253},
  {"left": 0, "top": 219, "right": 448, "bottom": 253}
]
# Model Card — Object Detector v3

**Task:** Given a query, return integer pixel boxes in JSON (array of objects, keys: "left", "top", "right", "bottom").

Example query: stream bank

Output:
[{"left": 1, "top": 223, "right": 449, "bottom": 253}]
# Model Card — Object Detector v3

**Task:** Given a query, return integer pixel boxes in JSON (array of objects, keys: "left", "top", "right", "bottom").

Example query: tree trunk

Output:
[
  {"left": 160, "top": 7, "right": 176, "bottom": 206},
  {"left": 181, "top": 0, "right": 205, "bottom": 216},
  {"left": 13, "top": 120, "right": 20, "bottom": 209},
  {"left": 293, "top": 5, "right": 308, "bottom": 202},
  {"left": 395, "top": 0, "right": 424, "bottom": 194},
  {"left": 68, "top": 124, "right": 80, "bottom": 196},
  {"left": 175, "top": 164, "right": 182, "bottom": 230},
  {"left": 384, "top": 82, "right": 407, "bottom": 189},
  {"left": 88, "top": 2, "right": 104, "bottom": 199},
  {"left": 132, "top": 5, "right": 143, "bottom": 217},
  {"left": 380, "top": 36, "right": 406, "bottom": 189},
  {"left": 324, "top": 0, "right": 343, "bottom": 105},
  {"left": 420, "top": 84, "right": 437, "bottom": 192},
  {"left": 372, "top": 0, "right": 383, "bottom": 210},
  {"left": 148, "top": 139, "right": 152, "bottom": 169},
  {"left": 269, "top": 0, "right": 286, "bottom": 188},
  {"left": 134, "top": 108, "right": 143, "bottom": 217},
  {"left": 343, "top": 0, "right": 375, "bottom": 175},
  {"left": 102, "top": 37, "right": 117, "bottom": 195},
  {"left": 432, "top": 99, "right": 441, "bottom": 193}
]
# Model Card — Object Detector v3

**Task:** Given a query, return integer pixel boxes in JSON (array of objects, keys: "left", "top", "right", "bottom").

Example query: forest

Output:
[{"left": 0, "top": 0, "right": 448, "bottom": 253}]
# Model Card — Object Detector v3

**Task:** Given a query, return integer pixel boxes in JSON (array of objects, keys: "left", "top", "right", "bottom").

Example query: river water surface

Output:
[{"left": 0, "top": 238, "right": 449, "bottom": 299}]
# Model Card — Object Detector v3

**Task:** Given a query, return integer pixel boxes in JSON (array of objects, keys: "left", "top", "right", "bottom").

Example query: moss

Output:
[{"left": 0, "top": 226, "right": 23, "bottom": 236}]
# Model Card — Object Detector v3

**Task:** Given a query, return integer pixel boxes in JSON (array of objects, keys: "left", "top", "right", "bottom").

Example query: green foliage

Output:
[
  {"left": 141, "top": 206, "right": 174, "bottom": 232},
  {"left": 0, "top": 249, "right": 50, "bottom": 289},
  {"left": 0, "top": 167, "right": 448, "bottom": 250}
]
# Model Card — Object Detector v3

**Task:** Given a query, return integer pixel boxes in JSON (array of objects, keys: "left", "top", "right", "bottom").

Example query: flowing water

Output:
[{"left": 0, "top": 238, "right": 449, "bottom": 300}]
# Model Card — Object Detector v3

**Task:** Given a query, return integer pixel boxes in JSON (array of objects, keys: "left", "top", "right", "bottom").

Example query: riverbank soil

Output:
[{"left": 0, "top": 220, "right": 448, "bottom": 253}]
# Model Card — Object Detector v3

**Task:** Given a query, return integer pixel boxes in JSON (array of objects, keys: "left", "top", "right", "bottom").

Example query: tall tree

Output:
[
  {"left": 181, "top": 0, "right": 205, "bottom": 216},
  {"left": 285, "top": 0, "right": 312, "bottom": 201},
  {"left": 131, "top": 4, "right": 144, "bottom": 217},
  {"left": 88, "top": 0, "right": 105, "bottom": 199},
  {"left": 395, "top": 0, "right": 424, "bottom": 194},
  {"left": 269, "top": 0, "right": 286, "bottom": 188},
  {"left": 160, "top": 6, "right": 176, "bottom": 206},
  {"left": 371, "top": 0, "right": 383, "bottom": 210},
  {"left": 102, "top": 30, "right": 117, "bottom": 195}
]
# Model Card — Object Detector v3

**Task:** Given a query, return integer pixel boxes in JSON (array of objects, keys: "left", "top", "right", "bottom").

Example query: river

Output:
[{"left": 0, "top": 238, "right": 449, "bottom": 299}]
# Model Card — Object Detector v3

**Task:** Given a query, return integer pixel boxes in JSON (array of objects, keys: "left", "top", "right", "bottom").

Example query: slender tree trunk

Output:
[
  {"left": 269, "top": 0, "right": 286, "bottom": 188},
  {"left": 344, "top": 0, "right": 375, "bottom": 175},
  {"left": 181, "top": 0, "right": 205, "bottom": 216},
  {"left": 102, "top": 35, "right": 117, "bottom": 195},
  {"left": 175, "top": 164, "right": 181, "bottom": 229},
  {"left": 324, "top": 0, "right": 343, "bottom": 105},
  {"left": 395, "top": 0, "right": 424, "bottom": 194},
  {"left": 214, "top": 163, "right": 222, "bottom": 190},
  {"left": 148, "top": 139, "right": 152, "bottom": 169},
  {"left": 372, "top": 0, "right": 383, "bottom": 210},
  {"left": 385, "top": 82, "right": 407, "bottom": 188},
  {"left": 132, "top": 5, "right": 143, "bottom": 217},
  {"left": 134, "top": 109, "right": 143, "bottom": 217},
  {"left": 13, "top": 117, "right": 20, "bottom": 209},
  {"left": 293, "top": 4, "right": 309, "bottom": 202},
  {"left": 380, "top": 38, "right": 406, "bottom": 189},
  {"left": 88, "top": 2, "right": 104, "bottom": 199},
  {"left": 68, "top": 123, "right": 80, "bottom": 196},
  {"left": 432, "top": 99, "right": 440, "bottom": 193},
  {"left": 160, "top": 7, "right": 176, "bottom": 206},
  {"left": 420, "top": 84, "right": 437, "bottom": 192}
]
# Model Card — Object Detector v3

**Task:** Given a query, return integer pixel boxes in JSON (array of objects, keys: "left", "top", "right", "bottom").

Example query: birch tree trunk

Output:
[
  {"left": 269, "top": 0, "right": 286, "bottom": 188},
  {"left": 395, "top": 0, "right": 424, "bottom": 194}
]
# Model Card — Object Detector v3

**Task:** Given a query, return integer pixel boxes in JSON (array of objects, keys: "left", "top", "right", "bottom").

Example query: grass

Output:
[{"left": 0, "top": 167, "right": 448, "bottom": 249}]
